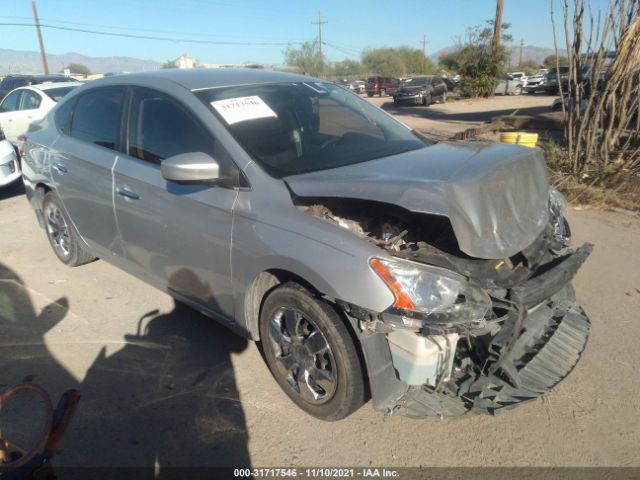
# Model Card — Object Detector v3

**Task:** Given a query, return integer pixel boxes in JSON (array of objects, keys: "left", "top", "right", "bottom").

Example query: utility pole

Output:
[
  {"left": 492, "top": 0, "right": 504, "bottom": 59},
  {"left": 311, "top": 11, "right": 328, "bottom": 75},
  {"left": 420, "top": 35, "right": 429, "bottom": 72},
  {"left": 519, "top": 39, "right": 524, "bottom": 67},
  {"left": 31, "top": 0, "right": 49, "bottom": 74}
]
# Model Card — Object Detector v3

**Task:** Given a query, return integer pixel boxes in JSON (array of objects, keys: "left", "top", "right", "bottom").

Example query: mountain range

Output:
[{"left": 0, "top": 48, "right": 160, "bottom": 74}]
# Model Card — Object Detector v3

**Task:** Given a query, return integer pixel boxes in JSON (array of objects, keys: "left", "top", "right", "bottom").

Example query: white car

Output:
[
  {"left": 0, "top": 134, "right": 20, "bottom": 187},
  {"left": 0, "top": 82, "right": 79, "bottom": 143},
  {"left": 509, "top": 71, "right": 529, "bottom": 86}
]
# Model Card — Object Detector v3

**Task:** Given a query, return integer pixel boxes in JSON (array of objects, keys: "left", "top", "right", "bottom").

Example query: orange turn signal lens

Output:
[{"left": 370, "top": 258, "right": 416, "bottom": 311}]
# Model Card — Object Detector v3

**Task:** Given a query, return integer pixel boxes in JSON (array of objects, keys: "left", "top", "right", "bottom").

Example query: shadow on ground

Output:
[
  {"left": 0, "top": 181, "right": 25, "bottom": 202},
  {"left": 0, "top": 263, "right": 251, "bottom": 478}
]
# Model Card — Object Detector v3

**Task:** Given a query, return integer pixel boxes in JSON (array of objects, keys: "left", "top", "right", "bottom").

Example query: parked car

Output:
[
  {"left": 545, "top": 66, "right": 570, "bottom": 94},
  {"left": 509, "top": 71, "right": 528, "bottom": 86},
  {"left": 0, "top": 74, "right": 78, "bottom": 101},
  {"left": 0, "top": 127, "right": 20, "bottom": 187},
  {"left": 365, "top": 76, "right": 400, "bottom": 97},
  {"left": 350, "top": 80, "right": 366, "bottom": 94},
  {"left": 494, "top": 75, "right": 524, "bottom": 95},
  {"left": 393, "top": 76, "right": 448, "bottom": 106},
  {"left": 21, "top": 69, "right": 592, "bottom": 421},
  {"left": 525, "top": 73, "right": 547, "bottom": 93},
  {"left": 0, "top": 82, "right": 79, "bottom": 143},
  {"left": 551, "top": 95, "right": 589, "bottom": 112}
]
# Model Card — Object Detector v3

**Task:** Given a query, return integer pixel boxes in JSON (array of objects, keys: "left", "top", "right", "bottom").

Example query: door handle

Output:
[
  {"left": 52, "top": 162, "right": 68, "bottom": 174},
  {"left": 116, "top": 186, "right": 140, "bottom": 200}
]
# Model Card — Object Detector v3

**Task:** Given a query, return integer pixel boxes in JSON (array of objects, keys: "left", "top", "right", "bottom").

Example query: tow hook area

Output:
[{"left": 391, "top": 292, "right": 591, "bottom": 417}]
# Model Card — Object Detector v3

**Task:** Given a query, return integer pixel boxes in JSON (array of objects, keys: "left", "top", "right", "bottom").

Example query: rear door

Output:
[
  {"left": 0, "top": 90, "right": 25, "bottom": 142},
  {"left": 13, "top": 90, "right": 43, "bottom": 138},
  {"left": 50, "top": 86, "right": 125, "bottom": 256},
  {"left": 112, "top": 86, "right": 237, "bottom": 319}
]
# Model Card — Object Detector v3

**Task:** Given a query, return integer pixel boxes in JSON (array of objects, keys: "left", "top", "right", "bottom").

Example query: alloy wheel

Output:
[
  {"left": 268, "top": 307, "right": 337, "bottom": 404},
  {"left": 45, "top": 204, "right": 71, "bottom": 257}
]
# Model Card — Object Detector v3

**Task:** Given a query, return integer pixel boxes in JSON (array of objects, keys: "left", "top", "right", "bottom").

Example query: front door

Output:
[{"left": 113, "top": 87, "right": 237, "bottom": 319}]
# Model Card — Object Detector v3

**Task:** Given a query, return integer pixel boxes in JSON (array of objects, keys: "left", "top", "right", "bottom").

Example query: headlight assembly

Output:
[{"left": 370, "top": 257, "right": 491, "bottom": 329}]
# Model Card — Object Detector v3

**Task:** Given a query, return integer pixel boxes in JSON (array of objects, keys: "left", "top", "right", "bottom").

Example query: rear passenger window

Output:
[
  {"left": 20, "top": 91, "right": 41, "bottom": 110},
  {"left": 70, "top": 87, "right": 124, "bottom": 150},
  {"left": 127, "top": 88, "right": 215, "bottom": 165}
]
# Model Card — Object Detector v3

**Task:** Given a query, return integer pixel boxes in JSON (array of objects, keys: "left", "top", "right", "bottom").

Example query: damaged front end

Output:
[{"left": 300, "top": 190, "right": 592, "bottom": 417}]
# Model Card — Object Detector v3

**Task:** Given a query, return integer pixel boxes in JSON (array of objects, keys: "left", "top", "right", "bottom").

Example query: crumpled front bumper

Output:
[
  {"left": 394, "top": 292, "right": 591, "bottom": 417},
  {"left": 374, "top": 244, "right": 594, "bottom": 418},
  {"left": 393, "top": 94, "right": 423, "bottom": 105}
]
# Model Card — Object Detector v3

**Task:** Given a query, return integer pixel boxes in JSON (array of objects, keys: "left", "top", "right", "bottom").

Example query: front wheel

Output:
[
  {"left": 259, "top": 283, "right": 365, "bottom": 421},
  {"left": 422, "top": 94, "right": 432, "bottom": 106},
  {"left": 43, "top": 192, "right": 96, "bottom": 267},
  {"left": 514, "top": 85, "right": 523, "bottom": 96}
]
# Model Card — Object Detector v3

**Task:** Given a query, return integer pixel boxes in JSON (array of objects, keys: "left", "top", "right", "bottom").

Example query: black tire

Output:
[
  {"left": 422, "top": 94, "right": 432, "bottom": 106},
  {"left": 393, "top": 99, "right": 399, "bottom": 107},
  {"left": 367, "top": 92, "right": 374, "bottom": 97},
  {"left": 259, "top": 282, "right": 365, "bottom": 421},
  {"left": 379, "top": 88, "right": 386, "bottom": 97},
  {"left": 42, "top": 192, "right": 96, "bottom": 267},
  {"left": 514, "top": 85, "right": 523, "bottom": 96}
]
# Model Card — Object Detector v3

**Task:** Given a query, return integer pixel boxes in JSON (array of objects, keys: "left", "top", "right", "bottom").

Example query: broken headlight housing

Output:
[
  {"left": 370, "top": 257, "right": 491, "bottom": 329},
  {"left": 549, "top": 188, "right": 571, "bottom": 250}
]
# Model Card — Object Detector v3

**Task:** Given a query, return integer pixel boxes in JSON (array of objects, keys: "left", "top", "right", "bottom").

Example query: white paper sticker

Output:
[{"left": 210, "top": 96, "right": 277, "bottom": 125}]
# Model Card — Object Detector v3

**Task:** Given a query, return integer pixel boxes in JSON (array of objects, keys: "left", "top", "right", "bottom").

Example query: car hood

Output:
[{"left": 284, "top": 141, "right": 550, "bottom": 259}]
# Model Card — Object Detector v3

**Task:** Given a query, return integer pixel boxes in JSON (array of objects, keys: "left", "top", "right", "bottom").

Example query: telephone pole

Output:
[
  {"left": 518, "top": 39, "right": 524, "bottom": 67},
  {"left": 492, "top": 0, "right": 504, "bottom": 59},
  {"left": 420, "top": 35, "right": 429, "bottom": 72},
  {"left": 31, "top": 0, "right": 49, "bottom": 74},
  {"left": 311, "top": 11, "right": 328, "bottom": 75}
]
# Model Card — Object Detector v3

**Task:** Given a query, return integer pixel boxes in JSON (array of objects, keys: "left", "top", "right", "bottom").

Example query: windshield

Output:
[
  {"left": 402, "top": 77, "right": 431, "bottom": 87},
  {"left": 43, "top": 86, "right": 78, "bottom": 102},
  {"left": 196, "top": 82, "right": 425, "bottom": 178}
]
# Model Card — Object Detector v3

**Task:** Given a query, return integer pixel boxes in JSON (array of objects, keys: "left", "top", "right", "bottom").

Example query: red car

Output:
[{"left": 365, "top": 76, "right": 400, "bottom": 97}]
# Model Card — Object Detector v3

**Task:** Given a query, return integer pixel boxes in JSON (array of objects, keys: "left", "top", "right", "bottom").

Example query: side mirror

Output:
[{"left": 161, "top": 152, "right": 220, "bottom": 183}]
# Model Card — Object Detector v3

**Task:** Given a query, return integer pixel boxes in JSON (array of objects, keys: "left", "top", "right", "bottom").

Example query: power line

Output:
[
  {"left": 0, "top": 22, "right": 299, "bottom": 46},
  {"left": 0, "top": 15, "right": 303, "bottom": 42}
]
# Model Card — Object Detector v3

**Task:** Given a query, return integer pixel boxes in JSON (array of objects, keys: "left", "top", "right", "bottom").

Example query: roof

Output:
[
  {"left": 96, "top": 68, "right": 311, "bottom": 91},
  {"left": 29, "top": 82, "right": 81, "bottom": 91}
]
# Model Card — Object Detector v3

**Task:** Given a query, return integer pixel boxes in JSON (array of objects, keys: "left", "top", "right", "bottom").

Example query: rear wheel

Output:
[
  {"left": 367, "top": 92, "right": 374, "bottom": 97},
  {"left": 259, "top": 283, "right": 365, "bottom": 421},
  {"left": 42, "top": 192, "right": 95, "bottom": 267},
  {"left": 440, "top": 91, "right": 448, "bottom": 103},
  {"left": 514, "top": 85, "right": 523, "bottom": 95},
  {"left": 379, "top": 88, "right": 386, "bottom": 97}
]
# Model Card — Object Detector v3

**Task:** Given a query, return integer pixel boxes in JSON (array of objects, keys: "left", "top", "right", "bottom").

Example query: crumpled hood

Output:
[
  {"left": 395, "top": 85, "right": 428, "bottom": 94},
  {"left": 284, "top": 141, "right": 550, "bottom": 259}
]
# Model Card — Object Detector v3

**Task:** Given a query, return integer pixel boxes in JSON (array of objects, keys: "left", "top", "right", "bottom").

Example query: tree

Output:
[
  {"left": 329, "top": 59, "right": 362, "bottom": 78},
  {"left": 439, "top": 50, "right": 462, "bottom": 72},
  {"left": 284, "top": 41, "right": 324, "bottom": 77},
  {"left": 63, "top": 63, "right": 91, "bottom": 76},
  {"left": 456, "top": 20, "right": 512, "bottom": 97},
  {"left": 161, "top": 59, "right": 178, "bottom": 69},
  {"left": 361, "top": 46, "right": 437, "bottom": 76},
  {"left": 543, "top": 54, "right": 569, "bottom": 70}
]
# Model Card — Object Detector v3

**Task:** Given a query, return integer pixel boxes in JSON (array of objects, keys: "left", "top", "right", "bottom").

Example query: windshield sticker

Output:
[{"left": 210, "top": 96, "right": 277, "bottom": 125}]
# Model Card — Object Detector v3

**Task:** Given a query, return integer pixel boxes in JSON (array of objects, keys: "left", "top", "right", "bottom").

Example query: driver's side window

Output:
[{"left": 0, "top": 91, "right": 21, "bottom": 113}]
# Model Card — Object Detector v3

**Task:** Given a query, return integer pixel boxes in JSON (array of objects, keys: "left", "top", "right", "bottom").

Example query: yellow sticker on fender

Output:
[{"left": 211, "top": 96, "right": 277, "bottom": 125}]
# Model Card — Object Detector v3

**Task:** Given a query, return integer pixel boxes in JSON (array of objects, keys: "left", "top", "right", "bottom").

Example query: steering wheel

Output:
[{"left": 0, "top": 384, "right": 53, "bottom": 473}]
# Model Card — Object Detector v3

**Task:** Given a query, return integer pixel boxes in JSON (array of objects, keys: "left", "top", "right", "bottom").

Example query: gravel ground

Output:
[{"left": 0, "top": 95, "right": 638, "bottom": 475}]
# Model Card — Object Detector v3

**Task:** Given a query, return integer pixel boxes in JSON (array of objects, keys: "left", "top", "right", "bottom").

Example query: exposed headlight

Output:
[
  {"left": 549, "top": 188, "right": 571, "bottom": 250},
  {"left": 370, "top": 257, "right": 491, "bottom": 329}
]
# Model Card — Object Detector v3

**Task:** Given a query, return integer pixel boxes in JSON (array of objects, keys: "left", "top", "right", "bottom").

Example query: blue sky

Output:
[{"left": 0, "top": 0, "right": 612, "bottom": 65}]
